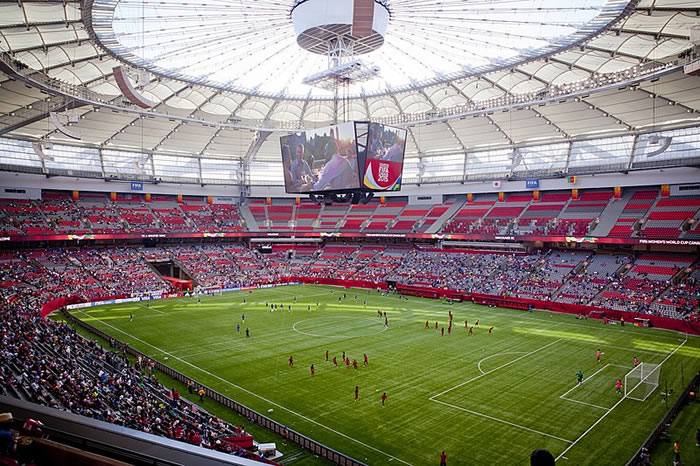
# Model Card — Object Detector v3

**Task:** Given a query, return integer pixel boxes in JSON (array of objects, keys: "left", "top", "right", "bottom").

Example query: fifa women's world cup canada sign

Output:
[{"left": 280, "top": 121, "right": 407, "bottom": 195}]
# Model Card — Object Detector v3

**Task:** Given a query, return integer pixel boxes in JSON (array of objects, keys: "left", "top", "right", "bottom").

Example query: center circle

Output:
[{"left": 293, "top": 316, "right": 387, "bottom": 338}]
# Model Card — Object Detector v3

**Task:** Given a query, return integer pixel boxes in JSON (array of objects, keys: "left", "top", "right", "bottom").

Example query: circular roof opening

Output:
[{"left": 91, "top": 0, "right": 632, "bottom": 100}]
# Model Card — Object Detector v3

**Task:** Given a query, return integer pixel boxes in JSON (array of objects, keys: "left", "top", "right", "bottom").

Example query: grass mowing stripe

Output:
[
  {"left": 75, "top": 308, "right": 413, "bottom": 466},
  {"left": 555, "top": 335, "right": 689, "bottom": 462}
]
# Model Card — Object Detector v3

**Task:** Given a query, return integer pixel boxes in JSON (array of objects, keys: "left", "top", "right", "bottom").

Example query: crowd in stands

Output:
[
  {"left": 1, "top": 243, "right": 698, "bottom": 321},
  {"left": 0, "top": 286, "right": 276, "bottom": 463}
]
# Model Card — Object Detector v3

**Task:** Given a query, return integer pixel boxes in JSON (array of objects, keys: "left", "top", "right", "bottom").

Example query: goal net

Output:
[{"left": 624, "top": 363, "right": 660, "bottom": 401}]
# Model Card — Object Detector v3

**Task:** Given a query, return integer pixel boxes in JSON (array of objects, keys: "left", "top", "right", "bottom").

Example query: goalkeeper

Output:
[{"left": 576, "top": 370, "right": 584, "bottom": 385}]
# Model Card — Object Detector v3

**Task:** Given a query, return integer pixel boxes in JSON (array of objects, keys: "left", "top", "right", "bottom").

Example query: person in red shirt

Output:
[
  {"left": 435, "top": 321, "right": 438, "bottom": 329},
  {"left": 310, "top": 364, "right": 315, "bottom": 377},
  {"left": 353, "top": 359, "right": 358, "bottom": 369},
  {"left": 363, "top": 353, "right": 368, "bottom": 366},
  {"left": 615, "top": 379, "right": 622, "bottom": 394},
  {"left": 381, "top": 392, "right": 387, "bottom": 406},
  {"left": 448, "top": 311, "right": 453, "bottom": 321},
  {"left": 342, "top": 351, "right": 346, "bottom": 362},
  {"left": 441, "top": 327, "right": 445, "bottom": 336},
  {"left": 346, "top": 358, "right": 350, "bottom": 369},
  {"left": 634, "top": 356, "right": 639, "bottom": 367},
  {"left": 288, "top": 355, "right": 293, "bottom": 368},
  {"left": 447, "top": 325, "right": 452, "bottom": 335},
  {"left": 468, "top": 326, "right": 473, "bottom": 336},
  {"left": 440, "top": 451, "right": 447, "bottom": 466},
  {"left": 354, "top": 385, "right": 359, "bottom": 401},
  {"left": 596, "top": 349, "right": 601, "bottom": 362},
  {"left": 464, "top": 320, "right": 468, "bottom": 329},
  {"left": 333, "top": 356, "right": 338, "bottom": 367},
  {"left": 425, "top": 320, "right": 429, "bottom": 328},
  {"left": 325, "top": 350, "right": 329, "bottom": 361}
]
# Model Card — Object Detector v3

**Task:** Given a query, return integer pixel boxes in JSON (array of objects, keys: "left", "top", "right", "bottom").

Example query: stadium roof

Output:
[{"left": 0, "top": 0, "right": 699, "bottom": 185}]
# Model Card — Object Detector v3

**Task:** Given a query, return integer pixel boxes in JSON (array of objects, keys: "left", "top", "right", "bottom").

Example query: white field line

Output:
[
  {"left": 76, "top": 310, "right": 412, "bottom": 466},
  {"left": 559, "top": 364, "right": 613, "bottom": 400},
  {"left": 133, "top": 302, "right": 165, "bottom": 314},
  {"left": 477, "top": 352, "right": 527, "bottom": 375},
  {"left": 558, "top": 398, "right": 610, "bottom": 411},
  {"left": 430, "top": 338, "right": 562, "bottom": 400},
  {"left": 555, "top": 336, "right": 688, "bottom": 462},
  {"left": 431, "top": 398, "right": 573, "bottom": 444}
]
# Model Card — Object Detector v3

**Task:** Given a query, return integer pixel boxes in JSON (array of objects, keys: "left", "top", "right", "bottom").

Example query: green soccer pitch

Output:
[{"left": 68, "top": 284, "right": 700, "bottom": 465}]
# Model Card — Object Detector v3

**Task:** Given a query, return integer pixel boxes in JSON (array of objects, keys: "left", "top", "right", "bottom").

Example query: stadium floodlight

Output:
[
  {"left": 624, "top": 362, "right": 660, "bottom": 401},
  {"left": 302, "top": 60, "right": 380, "bottom": 90}
]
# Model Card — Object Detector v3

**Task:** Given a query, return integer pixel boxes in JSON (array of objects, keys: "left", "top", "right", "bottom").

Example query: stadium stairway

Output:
[
  {"left": 589, "top": 190, "right": 634, "bottom": 237},
  {"left": 425, "top": 198, "right": 466, "bottom": 234},
  {"left": 238, "top": 204, "right": 260, "bottom": 231},
  {"left": 586, "top": 259, "right": 633, "bottom": 305}
]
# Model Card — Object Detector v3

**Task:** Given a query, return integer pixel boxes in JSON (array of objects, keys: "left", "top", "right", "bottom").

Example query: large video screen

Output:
[
  {"left": 280, "top": 121, "right": 360, "bottom": 194},
  {"left": 362, "top": 122, "right": 406, "bottom": 191}
]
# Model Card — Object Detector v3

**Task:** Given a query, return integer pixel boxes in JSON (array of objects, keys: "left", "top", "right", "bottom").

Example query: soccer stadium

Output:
[{"left": 1, "top": 0, "right": 700, "bottom": 465}]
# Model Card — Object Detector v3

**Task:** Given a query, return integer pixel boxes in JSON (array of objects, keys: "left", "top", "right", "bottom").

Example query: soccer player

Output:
[
  {"left": 310, "top": 364, "right": 315, "bottom": 377},
  {"left": 236, "top": 324, "right": 240, "bottom": 333},
  {"left": 338, "top": 297, "right": 342, "bottom": 303},
  {"left": 447, "top": 325, "right": 452, "bottom": 335},
  {"left": 242, "top": 314, "right": 245, "bottom": 322},
  {"left": 288, "top": 355, "right": 294, "bottom": 368},
  {"left": 464, "top": 320, "right": 468, "bottom": 329},
  {"left": 615, "top": 379, "right": 622, "bottom": 394},
  {"left": 441, "top": 327, "right": 445, "bottom": 336},
  {"left": 440, "top": 451, "right": 447, "bottom": 466},
  {"left": 363, "top": 353, "right": 368, "bottom": 366},
  {"left": 381, "top": 392, "right": 387, "bottom": 406},
  {"left": 384, "top": 316, "right": 388, "bottom": 328},
  {"left": 435, "top": 321, "right": 438, "bottom": 329},
  {"left": 425, "top": 320, "right": 429, "bottom": 329},
  {"left": 377, "top": 310, "right": 382, "bottom": 318},
  {"left": 242, "top": 298, "right": 246, "bottom": 304},
  {"left": 468, "top": 326, "right": 473, "bottom": 336},
  {"left": 325, "top": 350, "right": 329, "bottom": 362},
  {"left": 475, "top": 319, "right": 479, "bottom": 326},
  {"left": 576, "top": 370, "right": 584, "bottom": 385},
  {"left": 346, "top": 358, "right": 350, "bottom": 369},
  {"left": 488, "top": 326, "right": 494, "bottom": 334},
  {"left": 596, "top": 349, "right": 601, "bottom": 362},
  {"left": 307, "top": 305, "right": 311, "bottom": 311},
  {"left": 353, "top": 359, "right": 358, "bottom": 370},
  {"left": 245, "top": 328, "right": 250, "bottom": 338},
  {"left": 634, "top": 356, "right": 639, "bottom": 367},
  {"left": 129, "top": 313, "right": 133, "bottom": 321},
  {"left": 333, "top": 356, "right": 338, "bottom": 367},
  {"left": 449, "top": 311, "right": 453, "bottom": 321},
  {"left": 354, "top": 385, "right": 359, "bottom": 401},
  {"left": 288, "top": 305, "right": 292, "bottom": 311},
  {"left": 342, "top": 351, "right": 346, "bottom": 362}
]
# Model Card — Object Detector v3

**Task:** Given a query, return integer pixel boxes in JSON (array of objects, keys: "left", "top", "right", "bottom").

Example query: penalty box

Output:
[
  {"left": 429, "top": 341, "right": 621, "bottom": 442},
  {"left": 559, "top": 364, "right": 632, "bottom": 410}
]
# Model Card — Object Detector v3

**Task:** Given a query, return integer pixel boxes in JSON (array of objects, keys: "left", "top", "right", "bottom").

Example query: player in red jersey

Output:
[
  {"left": 615, "top": 379, "right": 622, "bottom": 394},
  {"left": 634, "top": 356, "right": 639, "bottom": 367},
  {"left": 332, "top": 356, "right": 338, "bottom": 366},
  {"left": 449, "top": 310, "right": 453, "bottom": 321},
  {"left": 425, "top": 320, "right": 429, "bottom": 328},
  {"left": 596, "top": 349, "right": 601, "bottom": 362},
  {"left": 310, "top": 364, "right": 315, "bottom": 376},
  {"left": 288, "top": 355, "right": 293, "bottom": 368},
  {"left": 363, "top": 354, "right": 368, "bottom": 366},
  {"left": 325, "top": 350, "right": 329, "bottom": 361},
  {"left": 342, "top": 351, "right": 346, "bottom": 362},
  {"left": 381, "top": 392, "right": 387, "bottom": 406},
  {"left": 440, "top": 451, "right": 447, "bottom": 466},
  {"left": 435, "top": 321, "right": 438, "bottom": 329},
  {"left": 468, "top": 326, "right": 473, "bottom": 336},
  {"left": 354, "top": 385, "right": 359, "bottom": 401},
  {"left": 464, "top": 320, "right": 468, "bottom": 329},
  {"left": 447, "top": 325, "right": 452, "bottom": 335},
  {"left": 441, "top": 327, "right": 445, "bottom": 336},
  {"left": 353, "top": 359, "right": 358, "bottom": 369},
  {"left": 346, "top": 358, "right": 350, "bottom": 369}
]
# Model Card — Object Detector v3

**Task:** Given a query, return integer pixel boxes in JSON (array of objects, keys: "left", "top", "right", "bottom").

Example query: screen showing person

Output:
[
  {"left": 363, "top": 123, "right": 406, "bottom": 191},
  {"left": 280, "top": 122, "right": 360, "bottom": 193}
]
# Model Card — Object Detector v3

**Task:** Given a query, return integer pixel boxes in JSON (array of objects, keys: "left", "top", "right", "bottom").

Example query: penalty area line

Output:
[
  {"left": 556, "top": 336, "right": 688, "bottom": 461},
  {"left": 431, "top": 399, "right": 573, "bottom": 444},
  {"left": 75, "top": 310, "right": 413, "bottom": 466}
]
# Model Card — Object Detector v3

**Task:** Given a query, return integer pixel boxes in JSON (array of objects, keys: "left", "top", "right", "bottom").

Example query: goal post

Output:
[{"left": 624, "top": 363, "right": 660, "bottom": 401}]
